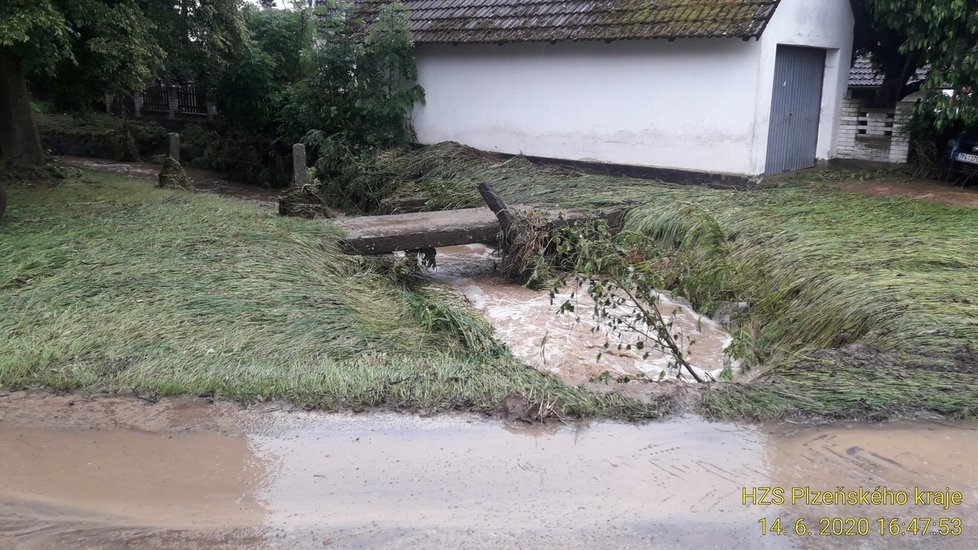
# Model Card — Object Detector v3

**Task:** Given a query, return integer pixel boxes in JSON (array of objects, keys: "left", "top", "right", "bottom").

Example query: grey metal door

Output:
[{"left": 764, "top": 46, "right": 826, "bottom": 175}]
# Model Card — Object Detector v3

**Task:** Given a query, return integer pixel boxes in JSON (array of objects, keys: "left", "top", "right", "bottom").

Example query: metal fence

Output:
[
  {"left": 138, "top": 85, "right": 209, "bottom": 117},
  {"left": 140, "top": 86, "right": 170, "bottom": 113}
]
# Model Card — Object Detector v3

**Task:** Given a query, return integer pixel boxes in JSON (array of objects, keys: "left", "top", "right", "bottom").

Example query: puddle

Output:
[
  {"left": 57, "top": 156, "right": 280, "bottom": 205},
  {"left": 428, "top": 244, "right": 734, "bottom": 397},
  {"left": 1, "top": 393, "right": 976, "bottom": 548}
]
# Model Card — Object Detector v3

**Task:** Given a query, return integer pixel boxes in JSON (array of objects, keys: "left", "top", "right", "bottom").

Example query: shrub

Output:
[{"left": 280, "top": 0, "right": 424, "bottom": 211}]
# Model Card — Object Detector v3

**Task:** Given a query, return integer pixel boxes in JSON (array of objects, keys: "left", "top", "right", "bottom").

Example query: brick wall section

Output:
[{"left": 836, "top": 93, "right": 912, "bottom": 164}]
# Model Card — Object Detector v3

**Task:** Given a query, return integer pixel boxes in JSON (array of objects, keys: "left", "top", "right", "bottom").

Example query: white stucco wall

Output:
[
  {"left": 411, "top": 0, "right": 853, "bottom": 177},
  {"left": 413, "top": 39, "right": 763, "bottom": 175}
]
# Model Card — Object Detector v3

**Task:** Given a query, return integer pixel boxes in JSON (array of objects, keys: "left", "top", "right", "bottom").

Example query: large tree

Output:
[
  {"left": 852, "top": 0, "right": 978, "bottom": 126},
  {"left": 0, "top": 0, "right": 248, "bottom": 167},
  {"left": 0, "top": 0, "right": 162, "bottom": 166}
]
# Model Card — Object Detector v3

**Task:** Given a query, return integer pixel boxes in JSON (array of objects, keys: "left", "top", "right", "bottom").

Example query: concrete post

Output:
[
  {"left": 167, "top": 87, "right": 178, "bottom": 120},
  {"left": 168, "top": 133, "right": 180, "bottom": 163},
  {"left": 293, "top": 143, "right": 308, "bottom": 186},
  {"left": 104, "top": 94, "right": 113, "bottom": 114},
  {"left": 134, "top": 93, "right": 144, "bottom": 117}
]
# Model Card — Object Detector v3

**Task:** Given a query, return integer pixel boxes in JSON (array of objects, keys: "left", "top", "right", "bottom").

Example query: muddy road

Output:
[
  {"left": 1, "top": 393, "right": 976, "bottom": 549},
  {"left": 57, "top": 156, "right": 279, "bottom": 206}
]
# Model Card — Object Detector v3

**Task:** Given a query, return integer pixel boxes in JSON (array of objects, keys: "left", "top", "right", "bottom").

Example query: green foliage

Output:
[
  {"left": 40, "top": 1, "right": 164, "bottom": 112},
  {"left": 902, "top": 97, "right": 967, "bottom": 178},
  {"left": 0, "top": 0, "right": 71, "bottom": 64},
  {"left": 144, "top": 0, "right": 249, "bottom": 86},
  {"left": 11, "top": 1, "right": 249, "bottom": 112},
  {"left": 539, "top": 221, "right": 718, "bottom": 383},
  {"left": 862, "top": 0, "right": 978, "bottom": 127},
  {"left": 216, "top": 4, "right": 313, "bottom": 133},
  {"left": 3, "top": 0, "right": 163, "bottom": 111},
  {"left": 280, "top": 0, "right": 424, "bottom": 210}
]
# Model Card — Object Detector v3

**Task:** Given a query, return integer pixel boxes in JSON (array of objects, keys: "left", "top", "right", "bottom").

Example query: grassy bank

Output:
[
  {"left": 377, "top": 144, "right": 978, "bottom": 420},
  {"left": 0, "top": 170, "right": 664, "bottom": 420}
]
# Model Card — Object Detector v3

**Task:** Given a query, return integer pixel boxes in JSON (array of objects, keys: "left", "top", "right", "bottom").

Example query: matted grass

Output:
[
  {"left": 379, "top": 144, "right": 978, "bottom": 420},
  {"left": 0, "top": 170, "right": 665, "bottom": 420}
]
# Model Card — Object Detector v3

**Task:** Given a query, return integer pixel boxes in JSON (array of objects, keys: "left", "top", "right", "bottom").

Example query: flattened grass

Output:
[
  {"left": 0, "top": 171, "right": 664, "bottom": 420},
  {"left": 381, "top": 144, "right": 978, "bottom": 420}
]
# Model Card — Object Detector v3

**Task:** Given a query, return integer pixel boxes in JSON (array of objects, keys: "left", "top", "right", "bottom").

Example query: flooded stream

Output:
[
  {"left": 1, "top": 393, "right": 975, "bottom": 549},
  {"left": 427, "top": 244, "right": 734, "bottom": 399}
]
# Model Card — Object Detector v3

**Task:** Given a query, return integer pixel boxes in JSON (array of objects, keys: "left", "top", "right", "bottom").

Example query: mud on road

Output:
[{"left": 1, "top": 392, "right": 976, "bottom": 549}]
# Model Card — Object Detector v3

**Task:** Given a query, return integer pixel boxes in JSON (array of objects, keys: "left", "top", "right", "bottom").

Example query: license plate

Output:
[{"left": 955, "top": 152, "right": 978, "bottom": 165}]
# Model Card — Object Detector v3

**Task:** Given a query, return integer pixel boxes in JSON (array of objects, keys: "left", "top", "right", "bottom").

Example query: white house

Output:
[{"left": 360, "top": 0, "right": 855, "bottom": 183}]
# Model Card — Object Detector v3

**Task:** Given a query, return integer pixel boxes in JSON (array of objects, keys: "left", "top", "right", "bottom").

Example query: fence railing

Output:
[{"left": 107, "top": 84, "right": 218, "bottom": 121}]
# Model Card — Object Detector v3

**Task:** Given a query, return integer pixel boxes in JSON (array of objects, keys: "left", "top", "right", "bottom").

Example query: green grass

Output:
[
  {"left": 378, "top": 144, "right": 978, "bottom": 420},
  {"left": 0, "top": 171, "right": 666, "bottom": 420}
]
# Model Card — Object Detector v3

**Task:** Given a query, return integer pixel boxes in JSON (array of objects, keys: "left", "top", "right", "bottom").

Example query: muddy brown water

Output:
[
  {"left": 1, "top": 393, "right": 976, "bottom": 549},
  {"left": 428, "top": 244, "right": 734, "bottom": 402}
]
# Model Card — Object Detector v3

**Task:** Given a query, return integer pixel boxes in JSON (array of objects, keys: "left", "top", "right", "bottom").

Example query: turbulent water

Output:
[{"left": 427, "top": 244, "right": 734, "bottom": 398}]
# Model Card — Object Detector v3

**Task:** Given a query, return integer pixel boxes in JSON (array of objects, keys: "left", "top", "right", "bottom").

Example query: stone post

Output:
[
  {"left": 104, "top": 94, "right": 113, "bottom": 114},
  {"left": 168, "top": 132, "right": 180, "bottom": 163},
  {"left": 134, "top": 93, "right": 144, "bottom": 117},
  {"left": 293, "top": 143, "right": 308, "bottom": 186}
]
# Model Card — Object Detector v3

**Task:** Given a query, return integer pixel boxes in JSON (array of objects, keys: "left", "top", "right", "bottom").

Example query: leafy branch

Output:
[{"left": 542, "top": 222, "right": 712, "bottom": 383}]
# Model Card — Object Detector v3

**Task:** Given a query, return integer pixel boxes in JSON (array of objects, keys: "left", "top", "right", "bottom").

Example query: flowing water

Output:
[
  {"left": 427, "top": 244, "right": 734, "bottom": 400},
  {"left": 0, "top": 393, "right": 975, "bottom": 549}
]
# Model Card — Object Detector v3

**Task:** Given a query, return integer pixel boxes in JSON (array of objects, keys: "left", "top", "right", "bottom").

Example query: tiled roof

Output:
[
  {"left": 355, "top": 0, "right": 781, "bottom": 44},
  {"left": 849, "top": 55, "right": 928, "bottom": 88}
]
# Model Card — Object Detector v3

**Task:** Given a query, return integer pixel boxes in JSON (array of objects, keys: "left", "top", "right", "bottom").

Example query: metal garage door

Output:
[{"left": 764, "top": 46, "right": 826, "bottom": 175}]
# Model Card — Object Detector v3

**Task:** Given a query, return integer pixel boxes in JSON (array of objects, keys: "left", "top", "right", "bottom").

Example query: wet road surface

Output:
[{"left": 0, "top": 393, "right": 975, "bottom": 549}]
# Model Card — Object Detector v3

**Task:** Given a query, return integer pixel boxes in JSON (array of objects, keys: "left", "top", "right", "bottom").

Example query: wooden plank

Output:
[{"left": 335, "top": 206, "right": 624, "bottom": 255}]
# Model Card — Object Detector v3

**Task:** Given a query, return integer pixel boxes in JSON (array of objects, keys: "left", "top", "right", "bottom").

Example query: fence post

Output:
[
  {"left": 168, "top": 133, "right": 180, "bottom": 163},
  {"left": 167, "top": 86, "right": 178, "bottom": 119},
  {"left": 134, "top": 93, "right": 144, "bottom": 117},
  {"left": 104, "top": 94, "right": 113, "bottom": 114},
  {"left": 293, "top": 143, "right": 307, "bottom": 186}
]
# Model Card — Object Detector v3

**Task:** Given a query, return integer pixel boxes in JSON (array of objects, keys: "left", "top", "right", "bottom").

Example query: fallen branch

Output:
[{"left": 477, "top": 182, "right": 514, "bottom": 247}]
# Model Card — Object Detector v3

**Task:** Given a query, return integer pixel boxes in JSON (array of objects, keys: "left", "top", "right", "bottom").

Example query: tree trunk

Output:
[
  {"left": 0, "top": 47, "right": 46, "bottom": 166},
  {"left": 871, "top": 51, "right": 921, "bottom": 108},
  {"left": 476, "top": 182, "right": 515, "bottom": 247}
]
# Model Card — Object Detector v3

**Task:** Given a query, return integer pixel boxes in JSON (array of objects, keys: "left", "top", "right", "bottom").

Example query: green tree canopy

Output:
[
  {"left": 1, "top": 0, "right": 164, "bottom": 164},
  {"left": 1, "top": 1, "right": 250, "bottom": 166},
  {"left": 853, "top": 0, "right": 978, "bottom": 127}
]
